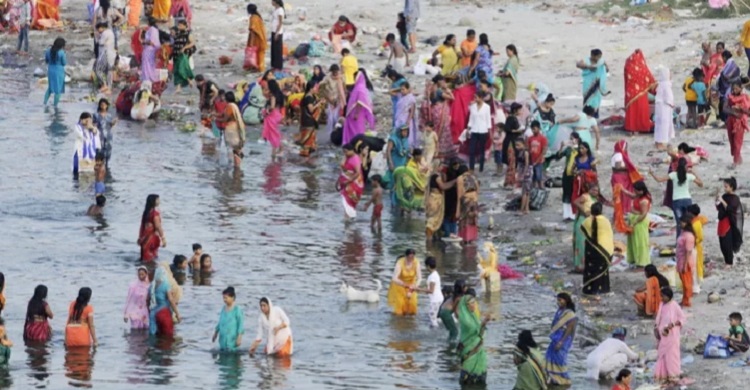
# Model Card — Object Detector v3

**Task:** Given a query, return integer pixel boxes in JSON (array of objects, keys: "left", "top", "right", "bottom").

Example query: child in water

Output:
[
  {"left": 200, "top": 254, "right": 214, "bottom": 272},
  {"left": 189, "top": 243, "right": 203, "bottom": 271},
  {"left": 94, "top": 152, "right": 106, "bottom": 196},
  {"left": 362, "top": 174, "right": 384, "bottom": 233},
  {"left": 87, "top": 195, "right": 106, "bottom": 217}
]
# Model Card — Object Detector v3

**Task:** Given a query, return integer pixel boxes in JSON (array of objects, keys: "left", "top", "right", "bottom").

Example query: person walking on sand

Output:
[
  {"left": 577, "top": 49, "right": 609, "bottom": 118},
  {"left": 16, "top": 0, "right": 31, "bottom": 54},
  {"left": 653, "top": 287, "right": 685, "bottom": 386},
  {"left": 44, "top": 37, "right": 66, "bottom": 106},
  {"left": 403, "top": 0, "right": 419, "bottom": 53},
  {"left": 270, "top": 0, "right": 285, "bottom": 71},
  {"left": 244, "top": 4, "right": 266, "bottom": 73}
]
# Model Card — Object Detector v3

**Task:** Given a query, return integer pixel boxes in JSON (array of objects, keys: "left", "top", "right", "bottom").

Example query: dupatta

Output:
[
  {"left": 257, "top": 299, "right": 293, "bottom": 354},
  {"left": 614, "top": 140, "right": 642, "bottom": 183},
  {"left": 345, "top": 73, "right": 375, "bottom": 129},
  {"left": 583, "top": 57, "right": 609, "bottom": 107},
  {"left": 624, "top": 50, "right": 656, "bottom": 109}
]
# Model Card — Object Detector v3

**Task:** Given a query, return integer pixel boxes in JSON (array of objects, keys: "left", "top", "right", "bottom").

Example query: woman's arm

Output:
[
  {"left": 154, "top": 215, "right": 166, "bottom": 247},
  {"left": 89, "top": 313, "right": 98, "bottom": 346},
  {"left": 45, "top": 302, "right": 54, "bottom": 319},
  {"left": 385, "top": 141, "right": 395, "bottom": 170},
  {"left": 437, "top": 177, "right": 457, "bottom": 190},
  {"left": 648, "top": 169, "right": 669, "bottom": 183},
  {"left": 167, "top": 290, "right": 181, "bottom": 322},
  {"left": 391, "top": 262, "right": 404, "bottom": 286},
  {"left": 442, "top": 88, "right": 454, "bottom": 101},
  {"left": 634, "top": 199, "right": 649, "bottom": 224},
  {"left": 692, "top": 172, "right": 704, "bottom": 187},
  {"left": 249, "top": 316, "right": 263, "bottom": 355},
  {"left": 557, "top": 114, "right": 579, "bottom": 125}
]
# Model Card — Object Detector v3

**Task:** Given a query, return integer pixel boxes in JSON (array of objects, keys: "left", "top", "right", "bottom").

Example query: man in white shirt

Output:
[
  {"left": 16, "top": 0, "right": 31, "bottom": 53},
  {"left": 422, "top": 257, "right": 442, "bottom": 328},
  {"left": 270, "top": 0, "right": 285, "bottom": 70},
  {"left": 467, "top": 91, "right": 492, "bottom": 172},
  {"left": 585, "top": 327, "right": 639, "bottom": 380}
]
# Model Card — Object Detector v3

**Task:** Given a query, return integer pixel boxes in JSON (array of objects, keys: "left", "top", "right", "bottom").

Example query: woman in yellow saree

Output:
[
  {"left": 244, "top": 4, "right": 267, "bottom": 72},
  {"left": 425, "top": 172, "right": 456, "bottom": 241},
  {"left": 387, "top": 249, "right": 422, "bottom": 316},
  {"left": 151, "top": 0, "right": 171, "bottom": 22},
  {"left": 392, "top": 149, "right": 428, "bottom": 213}
]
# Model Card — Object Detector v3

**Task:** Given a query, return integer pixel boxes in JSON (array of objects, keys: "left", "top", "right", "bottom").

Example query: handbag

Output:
[{"left": 243, "top": 47, "right": 259, "bottom": 70}]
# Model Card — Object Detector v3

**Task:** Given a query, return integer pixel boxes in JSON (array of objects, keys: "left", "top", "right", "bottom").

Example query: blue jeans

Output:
[
  {"left": 468, "top": 132, "right": 488, "bottom": 172},
  {"left": 17, "top": 25, "right": 29, "bottom": 52},
  {"left": 672, "top": 198, "right": 692, "bottom": 239}
]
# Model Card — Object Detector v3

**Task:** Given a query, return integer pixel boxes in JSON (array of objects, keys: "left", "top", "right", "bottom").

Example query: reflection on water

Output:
[
  {"left": 25, "top": 343, "right": 51, "bottom": 385},
  {"left": 64, "top": 348, "right": 94, "bottom": 388},
  {"left": 213, "top": 352, "right": 244, "bottom": 390}
]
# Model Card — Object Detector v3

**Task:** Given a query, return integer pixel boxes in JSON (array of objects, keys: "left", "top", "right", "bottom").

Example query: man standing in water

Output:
[
  {"left": 404, "top": 0, "right": 420, "bottom": 53},
  {"left": 577, "top": 49, "right": 609, "bottom": 118}
]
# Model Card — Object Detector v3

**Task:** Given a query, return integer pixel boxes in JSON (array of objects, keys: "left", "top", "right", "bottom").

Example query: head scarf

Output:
[
  {"left": 613, "top": 140, "right": 642, "bottom": 183},
  {"left": 345, "top": 72, "right": 375, "bottom": 130},
  {"left": 259, "top": 297, "right": 293, "bottom": 354},
  {"left": 149, "top": 262, "right": 182, "bottom": 308},
  {"left": 624, "top": 50, "right": 656, "bottom": 109},
  {"left": 655, "top": 66, "right": 674, "bottom": 106}
]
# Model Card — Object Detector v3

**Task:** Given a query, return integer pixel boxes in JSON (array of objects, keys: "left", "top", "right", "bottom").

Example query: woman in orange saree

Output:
[
  {"left": 32, "top": 0, "right": 60, "bottom": 29},
  {"left": 633, "top": 265, "right": 668, "bottom": 317},
  {"left": 244, "top": 4, "right": 266, "bottom": 72},
  {"left": 127, "top": 0, "right": 142, "bottom": 27},
  {"left": 623, "top": 50, "right": 656, "bottom": 133},
  {"left": 151, "top": 0, "right": 170, "bottom": 22},
  {"left": 138, "top": 194, "right": 166, "bottom": 262}
]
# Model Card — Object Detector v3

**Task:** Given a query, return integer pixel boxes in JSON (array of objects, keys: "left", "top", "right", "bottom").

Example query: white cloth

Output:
[
  {"left": 654, "top": 67, "right": 675, "bottom": 144},
  {"left": 585, "top": 338, "right": 638, "bottom": 380},
  {"left": 428, "top": 300, "right": 441, "bottom": 328},
  {"left": 563, "top": 203, "right": 574, "bottom": 220},
  {"left": 73, "top": 124, "right": 98, "bottom": 173},
  {"left": 426, "top": 271, "right": 442, "bottom": 304},
  {"left": 611, "top": 152, "right": 623, "bottom": 168},
  {"left": 390, "top": 56, "right": 407, "bottom": 73},
  {"left": 255, "top": 300, "right": 293, "bottom": 355},
  {"left": 99, "top": 29, "right": 117, "bottom": 67},
  {"left": 342, "top": 196, "right": 357, "bottom": 218},
  {"left": 271, "top": 7, "right": 285, "bottom": 35},
  {"left": 467, "top": 102, "right": 491, "bottom": 134}
]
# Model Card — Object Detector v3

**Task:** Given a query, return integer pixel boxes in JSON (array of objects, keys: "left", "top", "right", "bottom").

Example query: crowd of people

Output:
[{"left": 2, "top": 0, "right": 750, "bottom": 387}]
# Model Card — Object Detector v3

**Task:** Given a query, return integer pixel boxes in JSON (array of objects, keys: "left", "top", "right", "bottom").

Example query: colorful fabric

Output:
[
  {"left": 65, "top": 302, "right": 93, "bottom": 347},
  {"left": 169, "top": 0, "right": 191, "bottom": 24},
  {"left": 33, "top": 0, "right": 60, "bottom": 29},
  {"left": 245, "top": 14, "right": 267, "bottom": 72},
  {"left": 634, "top": 276, "right": 661, "bottom": 317},
  {"left": 138, "top": 209, "right": 161, "bottom": 261},
  {"left": 148, "top": 267, "right": 174, "bottom": 337},
  {"left": 513, "top": 347, "right": 548, "bottom": 390},
  {"left": 654, "top": 301, "right": 685, "bottom": 383},
  {"left": 261, "top": 108, "right": 283, "bottom": 148},
  {"left": 624, "top": 50, "right": 655, "bottom": 133},
  {"left": 726, "top": 92, "right": 750, "bottom": 165},
  {"left": 450, "top": 83, "right": 476, "bottom": 143},
  {"left": 140, "top": 26, "right": 161, "bottom": 83},
  {"left": 216, "top": 305, "right": 244, "bottom": 351},
  {"left": 582, "top": 215, "right": 613, "bottom": 295},
  {"left": 426, "top": 189, "right": 445, "bottom": 235},
  {"left": 387, "top": 258, "right": 419, "bottom": 315},
  {"left": 152, "top": 0, "right": 170, "bottom": 20},
  {"left": 692, "top": 215, "right": 707, "bottom": 282},
  {"left": 339, "top": 154, "right": 364, "bottom": 218},
  {"left": 385, "top": 128, "right": 409, "bottom": 186},
  {"left": 437, "top": 44, "right": 459, "bottom": 75},
  {"left": 124, "top": 274, "right": 150, "bottom": 329},
  {"left": 459, "top": 174, "right": 479, "bottom": 243},
  {"left": 582, "top": 56, "right": 608, "bottom": 110},
  {"left": 474, "top": 45, "right": 493, "bottom": 81},
  {"left": 392, "top": 159, "right": 427, "bottom": 211},
  {"left": 45, "top": 47, "right": 66, "bottom": 94},
  {"left": 501, "top": 56, "right": 519, "bottom": 101},
  {"left": 654, "top": 67, "right": 675, "bottom": 144},
  {"left": 545, "top": 308, "right": 576, "bottom": 386},
  {"left": 676, "top": 231, "right": 695, "bottom": 307},
  {"left": 343, "top": 73, "right": 375, "bottom": 145},
  {"left": 438, "top": 307, "right": 458, "bottom": 343},
  {"left": 457, "top": 296, "right": 487, "bottom": 385},
  {"left": 255, "top": 300, "right": 293, "bottom": 356},
  {"left": 395, "top": 92, "right": 419, "bottom": 147},
  {"left": 127, "top": 0, "right": 142, "bottom": 27},
  {"left": 626, "top": 210, "right": 651, "bottom": 267}
]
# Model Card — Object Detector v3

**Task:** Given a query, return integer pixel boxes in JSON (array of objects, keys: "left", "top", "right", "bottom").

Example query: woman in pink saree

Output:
[
  {"left": 262, "top": 80, "right": 285, "bottom": 159},
  {"left": 338, "top": 143, "right": 363, "bottom": 219},
  {"left": 653, "top": 287, "right": 685, "bottom": 386},
  {"left": 394, "top": 81, "right": 419, "bottom": 147},
  {"left": 343, "top": 70, "right": 375, "bottom": 145},
  {"left": 123, "top": 266, "right": 150, "bottom": 329}
]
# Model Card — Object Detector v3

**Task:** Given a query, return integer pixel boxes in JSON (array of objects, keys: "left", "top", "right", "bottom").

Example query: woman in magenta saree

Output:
[
  {"left": 653, "top": 287, "right": 685, "bottom": 386},
  {"left": 339, "top": 144, "right": 364, "bottom": 219},
  {"left": 138, "top": 194, "right": 165, "bottom": 262},
  {"left": 342, "top": 70, "right": 375, "bottom": 146},
  {"left": 422, "top": 75, "right": 456, "bottom": 160}
]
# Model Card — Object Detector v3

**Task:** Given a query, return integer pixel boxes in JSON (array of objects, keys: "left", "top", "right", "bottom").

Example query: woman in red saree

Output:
[
  {"left": 328, "top": 15, "right": 357, "bottom": 44},
  {"left": 339, "top": 144, "right": 363, "bottom": 219},
  {"left": 610, "top": 140, "right": 642, "bottom": 221},
  {"left": 138, "top": 194, "right": 166, "bottom": 262},
  {"left": 725, "top": 82, "right": 750, "bottom": 167},
  {"left": 624, "top": 50, "right": 656, "bottom": 133},
  {"left": 450, "top": 78, "right": 477, "bottom": 145}
]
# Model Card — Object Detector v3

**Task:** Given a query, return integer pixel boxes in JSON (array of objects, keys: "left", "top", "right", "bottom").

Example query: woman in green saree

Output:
[
  {"left": 392, "top": 148, "right": 428, "bottom": 212},
  {"left": 457, "top": 293, "right": 490, "bottom": 385},
  {"left": 513, "top": 330, "right": 548, "bottom": 390},
  {"left": 498, "top": 44, "right": 520, "bottom": 102}
]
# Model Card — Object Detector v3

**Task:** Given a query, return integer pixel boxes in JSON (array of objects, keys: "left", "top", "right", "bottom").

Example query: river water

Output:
[{"left": 0, "top": 64, "right": 610, "bottom": 389}]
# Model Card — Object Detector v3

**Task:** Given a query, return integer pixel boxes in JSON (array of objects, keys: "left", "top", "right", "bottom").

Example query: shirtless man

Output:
[
  {"left": 386, "top": 33, "right": 409, "bottom": 72},
  {"left": 87, "top": 195, "right": 106, "bottom": 217}
]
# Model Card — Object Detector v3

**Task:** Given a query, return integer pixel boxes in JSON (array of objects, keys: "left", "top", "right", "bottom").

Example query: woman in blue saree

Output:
[
  {"left": 457, "top": 293, "right": 490, "bottom": 385},
  {"left": 387, "top": 68, "right": 407, "bottom": 127},
  {"left": 384, "top": 126, "right": 410, "bottom": 188},
  {"left": 149, "top": 263, "right": 182, "bottom": 338},
  {"left": 545, "top": 292, "right": 577, "bottom": 386},
  {"left": 579, "top": 49, "right": 609, "bottom": 117}
]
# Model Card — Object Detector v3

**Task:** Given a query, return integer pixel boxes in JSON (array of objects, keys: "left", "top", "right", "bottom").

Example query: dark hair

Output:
[
  {"left": 401, "top": 81, "right": 411, "bottom": 90},
  {"left": 140, "top": 194, "right": 159, "bottom": 231},
  {"left": 177, "top": 19, "right": 188, "bottom": 27},
  {"left": 590, "top": 202, "right": 603, "bottom": 243},
  {"left": 680, "top": 213, "right": 696, "bottom": 235},
  {"left": 676, "top": 157, "right": 688, "bottom": 185},
  {"left": 72, "top": 287, "right": 92, "bottom": 322},
  {"left": 582, "top": 105, "right": 596, "bottom": 116},
  {"left": 405, "top": 248, "right": 416, "bottom": 256},
  {"left": 200, "top": 253, "right": 211, "bottom": 268},
  {"left": 466, "top": 288, "right": 476, "bottom": 297},
  {"left": 717, "top": 41, "right": 725, "bottom": 49},
  {"left": 50, "top": 37, "right": 66, "bottom": 63},
  {"left": 95, "top": 151, "right": 104, "bottom": 161},
  {"left": 272, "top": 0, "right": 284, "bottom": 7},
  {"left": 25, "top": 285, "right": 49, "bottom": 324},
  {"left": 570, "top": 132, "right": 581, "bottom": 141},
  {"left": 386, "top": 32, "right": 395, "bottom": 42},
  {"left": 357, "top": 69, "right": 374, "bottom": 91},
  {"left": 479, "top": 33, "right": 489, "bottom": 46},
  {"left": 329, "top": 64, "right": 340, "bottom": 73},
  {"left": 506, "top": 44, "right": 518, "bottom": 59},
  {"left": 247, "top": 3, "right": 259, "bottom": 15},
  {"left": 100, "top": 0, "right": 110, "bottom": 15},
  {"left": 475, "top": 90, "right": 487, "bottom": 100},
  {"left": 530, "top": 120, "right": 541, "bottom": 130},
  {"left": 724, "top": 176, "right": 738, "bottom": 191},
  {"left": 173, "top": 254, "right": 187, "bottom": 267},
  {"left": 195, "top": 74, "right": 205, "bottom": 82},
  {"left": 147, "top": 17, "right": 158, "bottom": 27},
  {"left": 661, "top": 286, "right": 674, "bottom": 300},
  {"left": 516, "top": 330, "right": 538, "bottom": 355},
  {"left": 510, "top": 102, "right": 522, "bottom": 114},
  {"left": 633, "top": 180, "right": 650, "bottom": 198},
  {"left": 370, "top": 174, "right": 382, "bottom": 186},
  {"left": 556, "top": 292, "right": 575, "bottom": 312},
  {"left": 425, "top": 256, "right": 437, "bottom": 269},
  {"left": 453, "top": 279, "right": 467, "bottom": 296},
  {"left": 80, "top": 112, "right": 92, "bottom": 121},
  {"left": 544, "top": 94, "right": 556, "bottom": 103},
  {"left": 687, "top": 204, "right": 701, "bottom": 216},
  {"left": 692, "top": 67, "right": 704, "bottom": 79},
  {"left": 441, "top": 286, "right": 453, "bottom": 303},
  {"left": 95, "top": 195, "right": 106, "bottom": 207},
  {"left": 444, "top": 34, "right": 455, "bottom": 45},
  {"left": 341, "top": 48, "right": 350, "bottom": 56},
  {"left": 267, "top": 80, "right": 285, "bottom": 108},
  {"left": 98, "top": 98, "right": 110, "bottom": 111},
  {"left": 579, "top": 142, "right": 591, "bottom": 154},
  {"left": 225, "top": 91, "right": 236, "bottom": 104},
  {"left": 192, "top": 243, "right": 202, "bottom": 251},
  {"left": 730, "top": 312, "right": 743, "bottom": 322},
  {"left": 223, "top": 286, "right": 236, "bottom": 298},
  {"left": 616, "top": 368, "right": 631, "bottom": 382},
  {"left": 591, "top": 49, "right": 602, "bottom": 57},
  {"left": 722, "top": 50, "right": 732, "bottom": 61},
  {"left": 467, "top": 29, "right": 476, "bottom": 36},
  {"left": 644, "top": 264, "right": 669, "bottom": 288},
  {"left": 260, "top": 297, "right": 269, "bottom": 305}
]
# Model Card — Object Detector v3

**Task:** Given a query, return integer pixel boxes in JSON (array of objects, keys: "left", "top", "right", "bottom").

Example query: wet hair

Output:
[
  {"left": 582, "top": 105, "right": 596, "bottom": 116},
  {"left": 225, "top": 91, "right": 236, "bottom": 104},
  {"left": 590, "top": 202, "right": 603, "bottom": 243},
  {"left": 591, "top": 48, "right": 602, "bottom": 57},
  {"left": 644, "top": 264, "right": 669, "bottom": 288},
  {"left": 192, "top": 243, "right": 202, "bottom": 251},
  {"left": 724, "top": 176, "right": 738, "bottom": 191},
  {"left": 722, "top": 50, "right": 732, "bottom": 61},
  {"left": 200, "top": 253, "right": 212, "bottom": 268},
  {"left": 616, "top": 368, "right": 631, "bottom": 382},
  {"left": 444, "top": 34, "right": 456, "bottom": 45},
  {"left": 556, "top": 292, "right": 575, "bottom": 312},
  {"left": 466, "top": 29, "right": 476, "bottom": 36},
  {"left": 95, "top": 195, "right": 106, "bottom": 207},
  {"left": 25, "top": 285, "right": 49, "bottom": 323},
  {"left": 223, "top": 286, "right": 236, "bottom": 298},
  {"left": 453, "top": 279, "right": 466, "bottom": 296},
  {"left": 516, "top": 330, "right": 538, "bottom": 355},
  {"left": 72, "top": 287, "right": 92, "bottom": 322},
  {"left": 661, "top": 286, "right": 674, "bottom": 300},
  {"left": 633, "top": 180, "right": 650, "bottom": 198},
  {"left": 50, "top": 37, "right": 66, "bottom": 63},
  {"left": 141, "top": 194, "right": 160, "bottom": 231},
  {"left": 687, "top": 204, "right": 700, "bottom": 216},
  {"left": 530, "top": 120, "right": 541, "bottom": 130},
  {"left": 80, "top": 112, "right": 92, "bottom": 121},
  {"left": 247, "top": 3, "right": 259, "bottom": 15},
  {"left": 173, "top": 254, "right": 187, "bottom": 267},
  {"left": 730, "top": 312, "right": 743, "bottom": 322},
  {"left": 386, "top": 32, "right": 395, "bottom": 42},
  {"left": 676, "top": 157, "right": 688, "bottom": 185},
  {"left": 425, "top": 256, "right": 437, "bottom": 269},
  {"left": 479, "top": 33, "right": 489, "bottom": 46},
  {"left": 370, "top": 174, "right": 383, "bottom": 186}
]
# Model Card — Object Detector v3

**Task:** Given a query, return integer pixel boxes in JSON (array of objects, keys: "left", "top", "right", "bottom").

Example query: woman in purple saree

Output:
[
  {"left": 395, "top": 81, "right": 419, "bottom": 147},
  {"left": 140, "top": 18, "right": 162, "bottom": 83},
  {"left": 342, "top": 70, "right": 375, "bottom": 145}
]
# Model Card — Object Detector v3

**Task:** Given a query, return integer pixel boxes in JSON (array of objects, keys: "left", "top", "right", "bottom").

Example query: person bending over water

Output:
[{"left": 249, "top": 297, "right": 293, "bottom": 357}]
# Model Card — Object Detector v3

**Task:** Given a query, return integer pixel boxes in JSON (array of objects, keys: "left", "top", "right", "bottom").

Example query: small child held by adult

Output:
[{"left": 362, "top": 174, "right": 384, "bottom": 233}]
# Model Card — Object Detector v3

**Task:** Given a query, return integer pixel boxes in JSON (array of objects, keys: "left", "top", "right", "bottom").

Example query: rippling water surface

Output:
[{"left": 0, "top": 66, "right": 610, "bottom": 389}]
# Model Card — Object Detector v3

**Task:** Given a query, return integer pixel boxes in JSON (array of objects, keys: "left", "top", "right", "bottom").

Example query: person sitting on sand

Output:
[
  {"left": 87, "top": 195, "right": 106, "bottom": 217},
  {"left": 726, "top": 312, "right": 750, "bottom": 354},
  {"left": 633, "top": 264, "right": 669, "bottom": 317},
  {"left": 585, "top": 327, "right": 638, "bottom": 380}
]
